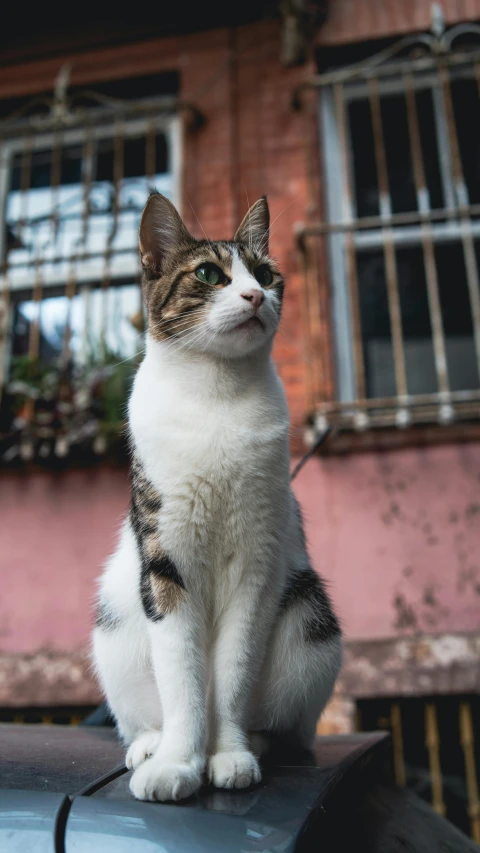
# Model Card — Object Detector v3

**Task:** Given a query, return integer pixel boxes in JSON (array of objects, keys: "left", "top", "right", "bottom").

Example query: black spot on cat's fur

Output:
[
  {"left": 130, "top": 451, "right": 186, "bottom": 621},
  {"left": 149, "top": 553, "right": 185, "bottom": 586},
  {"left": 280, "top": 568, "right": 341, "bottom": 644},
  {"left": 95, "top": 601, "right": 122, "bottom": 632},
  {"left": 281, "top": 497, "right": 340, "bottom": 643}
]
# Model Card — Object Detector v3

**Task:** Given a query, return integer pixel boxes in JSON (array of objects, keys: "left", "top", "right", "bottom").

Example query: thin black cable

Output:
[{"left": 290, "top": 426, "right": 332, "bottom": 481}]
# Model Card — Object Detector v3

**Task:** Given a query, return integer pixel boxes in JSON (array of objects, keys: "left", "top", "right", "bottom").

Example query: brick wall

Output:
[
  {"left": 317, "top": 0, "right": 480, "bottom": 45},
  {"left": 1, "top": 20, "right": 323, "bottom": 450},
  {"left": 3, "top": 5, "right": 479, "bottom": 444},
  {"left": 179, "top": 22, "right": 323, "bottom": 441}
]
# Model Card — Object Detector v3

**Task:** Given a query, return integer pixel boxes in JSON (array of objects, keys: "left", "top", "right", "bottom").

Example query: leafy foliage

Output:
[{"left": 0, "top": 347, "right": 139, "bottom": 466}]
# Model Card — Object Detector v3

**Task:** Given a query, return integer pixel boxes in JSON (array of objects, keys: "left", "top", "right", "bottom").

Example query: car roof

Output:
[
  {"left": 0, "top": 725, "right": 390, "bottom": 853},
  {"left": 0, "top": 723, "right": 387, "bottom": 797},
  {"left": 0, "top": 723, "right": 125, "bottom": 795}
]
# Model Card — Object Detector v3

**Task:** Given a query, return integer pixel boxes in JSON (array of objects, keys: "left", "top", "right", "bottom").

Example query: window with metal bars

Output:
[
  {"left": 309, "top": 26, "right": 480, "bottom": 431},
  {"left": 0, "top": 79, "right": 181, "bottom": 463},
  {"left": 357, "top": 695, "right": 480, "bottom": 844}
]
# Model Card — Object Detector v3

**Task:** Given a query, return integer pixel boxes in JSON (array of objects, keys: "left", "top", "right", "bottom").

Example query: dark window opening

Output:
[
  {"left": 348, "top": 88, "right": 447, "bottom": 218},
  {"left": 357, "top": 695, "right": 480, "bottom": 842},
  {"left": 357, "top": 243, "right": 480, "bottom": 398}
]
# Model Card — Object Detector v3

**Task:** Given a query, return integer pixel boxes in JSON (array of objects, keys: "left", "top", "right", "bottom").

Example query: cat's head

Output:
[{"left": 139, "top": 192, "right": 283, "bottom": 359}]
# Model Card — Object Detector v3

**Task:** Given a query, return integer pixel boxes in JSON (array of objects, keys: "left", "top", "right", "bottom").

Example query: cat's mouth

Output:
[{"left": 232, "top": 316, "right": 265, "bottom": 333}]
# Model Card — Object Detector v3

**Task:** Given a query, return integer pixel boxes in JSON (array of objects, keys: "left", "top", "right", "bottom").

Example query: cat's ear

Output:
[
  {"left": 139, "top": 192, "right": 193, "bottom": 274},
  {"left": 234, "top": 196, "right": 270, "bottom": 253}
]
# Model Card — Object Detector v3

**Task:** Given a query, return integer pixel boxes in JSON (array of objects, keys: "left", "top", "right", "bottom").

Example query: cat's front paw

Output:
[
  {"left": 129, "top": 756, "right": 203, "bottom": 802},
  {"left": 208, "top": 750, "right": 261, "bottom": 790},
  {"left": 126, "top": 731, "right": 163, "bottom": 770}
]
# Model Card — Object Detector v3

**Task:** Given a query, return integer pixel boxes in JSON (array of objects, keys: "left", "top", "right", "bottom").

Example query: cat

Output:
[{"left": 92, "top": 191, "right": 342, "bottom": 802}]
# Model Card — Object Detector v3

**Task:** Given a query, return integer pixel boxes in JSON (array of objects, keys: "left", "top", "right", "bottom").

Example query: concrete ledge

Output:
[
  {"left": 1, "top": 633, "right": 479, "bottom": 710},
  {"left": 0, "top": 650, "right": 101, "bottom": 707},
  {"left": 339, "top": 634, "right": 480, "bottom": 699}
]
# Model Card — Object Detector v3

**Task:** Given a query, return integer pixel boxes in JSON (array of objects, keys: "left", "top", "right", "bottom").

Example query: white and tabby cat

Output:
[{"left": 93, "top": 192, "right": 341, "bottom": 802}]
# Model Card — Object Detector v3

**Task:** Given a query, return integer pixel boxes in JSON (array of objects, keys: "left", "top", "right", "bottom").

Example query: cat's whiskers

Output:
[
  {"left": 276, "top": 328, "right": 313, "bottom": 365},
  {"left": 151, "top": 308, "right": 207, "bottom": 331},
  {"left": 150, "top": 313, "right": 208, "bottom": 341},
  {"left": 185, "top": 193, "right": 215, "bottom": 252},
  {"left": 243, "top": 186, "right": 251, "bottom": 252},
  {"left": 108, "top": 349, "right": 146, "bottom": 368},
  {"left": 253, "top": 198, "right": 298, "bottom": 254},
  {"left": 180, "top": 324, "right": 212, "bottom": 355},
  {"left": 155, "top": 321, "right": 209, "bottom": 355}
]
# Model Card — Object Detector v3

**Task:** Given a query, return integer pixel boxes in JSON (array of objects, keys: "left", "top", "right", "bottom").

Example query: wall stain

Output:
[
  {"left": 457, "top": 565, "right": 480, "bottom": 595},
  {"left": 393, "top": 594, "right": 418, "bottom": 631},
  {"left": 420, "top": 584, "right": 450, "bottom": 628},
  {"left": 465, "top": 503, "right": 480, "bottom": 520},
  {"left": 423, "top": 585, "right": 437, "bottom": 607}
]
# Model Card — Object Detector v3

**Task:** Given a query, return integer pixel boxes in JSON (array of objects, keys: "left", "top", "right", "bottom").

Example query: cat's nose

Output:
[{"left": 241, "top": 289, "right": 264, "bottom": 310}]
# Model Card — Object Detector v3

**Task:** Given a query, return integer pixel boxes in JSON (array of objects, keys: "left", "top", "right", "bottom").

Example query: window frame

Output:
[
  {"left": 0, "top": 105, "right": 182, "bottom": 379},
  {"left": 320, "top": 66, "right": 480, "bottom": 406},
  {"left": 1, "top": 110, "right": 182, "bottom": 290}
]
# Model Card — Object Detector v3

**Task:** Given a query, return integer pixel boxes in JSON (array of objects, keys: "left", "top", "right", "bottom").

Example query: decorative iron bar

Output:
[
  {"left": 298, "top": 18, "right": 480, "bottom": 432},
  {"left": 358, "top": 693, "right": 480, "bottom": 842},
  {"left": 425, "top": 701, "right": 446, "bottom": 816},
  {"left": 459, "top": 701, "right": 480, "bottom": 844},
  {"left": 0, "top": 68, "right": 187, "bottom": 463},
  {"left": 390, "top": 701, "right": 406, "bottom": 787}
]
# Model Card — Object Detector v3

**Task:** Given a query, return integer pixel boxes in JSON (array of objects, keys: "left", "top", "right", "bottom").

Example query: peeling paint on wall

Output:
[{"left": 339, "top": 634, "right": 480, "bottom": 698}]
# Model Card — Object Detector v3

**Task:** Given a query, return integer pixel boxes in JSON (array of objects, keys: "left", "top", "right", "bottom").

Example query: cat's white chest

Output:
[{"left": 129, "top": 349, "right": 290, "bottom": 575}]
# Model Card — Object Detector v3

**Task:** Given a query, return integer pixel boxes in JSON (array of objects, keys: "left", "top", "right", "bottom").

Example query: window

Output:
[
  {"left": 0, "top": 89, "right": 180, "bottom": 462},
  {"left": 319, "top": 44, "right": 480, "bottom": 428}
]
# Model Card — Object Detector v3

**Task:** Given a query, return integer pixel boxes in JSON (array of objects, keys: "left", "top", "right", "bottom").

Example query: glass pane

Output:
[
  {"left": 356, "top": 242, "right": 480, "bottom": 398},
  {"left": 348, "top": 98, "right": 379, "bottom": 218},
  {"left": 451, "top": 77, "right": 480, "bottom": 205},
  {"left": 348, "top": 87, "right": 446, "bottom": 217},
  {"left": 5, "top": 130, "right": 172, "bottom": 289},
  {"left": 396, "top": 246, "right": 437, "bottom": 395},
  {"left": 357, "top": 248, "right": 396, "bottom": 397},
  {"left": 436, "top": 242, "right": 480, "bottom": 392},
  {"left": 416, "top": 88, "right": 445, "bottom": 210},
  {"left": 11, "top": 285, "right": 141, "bottom": 366},
  {"left": 380, "top": 93, "right": 417, "bottom": 215}
]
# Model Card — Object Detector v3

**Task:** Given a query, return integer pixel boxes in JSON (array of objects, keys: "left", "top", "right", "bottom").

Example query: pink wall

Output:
[
  {"left": 0, "top": 468, "right": 129, "bottom": 654},
  {"left": 294, "top": 442, "right": 480, "bottom": 641},
  {"left": 1, "top": 441, "right": 480, "bottom": 655}
]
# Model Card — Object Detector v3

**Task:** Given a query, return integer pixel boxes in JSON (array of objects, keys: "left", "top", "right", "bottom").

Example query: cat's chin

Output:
[
  {"left": 203, "top": 328, "right": 273, "bottom": 359},
  {"left": 232, "top": 316, "right": 265, "bottom": 332}
]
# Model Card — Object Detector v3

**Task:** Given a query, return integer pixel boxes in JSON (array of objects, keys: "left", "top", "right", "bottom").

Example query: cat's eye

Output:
[
  {"left": 195, "top": 264, "right": 224, "bottom": 286},
  {"left": 254, "top": 265, "right": 273, "bottom": 286}
]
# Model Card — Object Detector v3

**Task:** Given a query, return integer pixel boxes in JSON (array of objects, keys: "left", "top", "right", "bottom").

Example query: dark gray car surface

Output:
[
  {"left": 0, "top": 724, "right": 389, "bottom": 852},
  {"left": 1, "top": 724, "right": 477, "bottom": 853}
]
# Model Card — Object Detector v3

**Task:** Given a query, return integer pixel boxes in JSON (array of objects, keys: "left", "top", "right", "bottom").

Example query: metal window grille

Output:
[
  {"left": 357, "top": 695, "right": 480, "bottom": 844},
  {"left": 0, "top": 69, "right": 182, "bottom": 463},
  {"left": 298, "top": 20, "right": 480, "bottom": 432}
]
